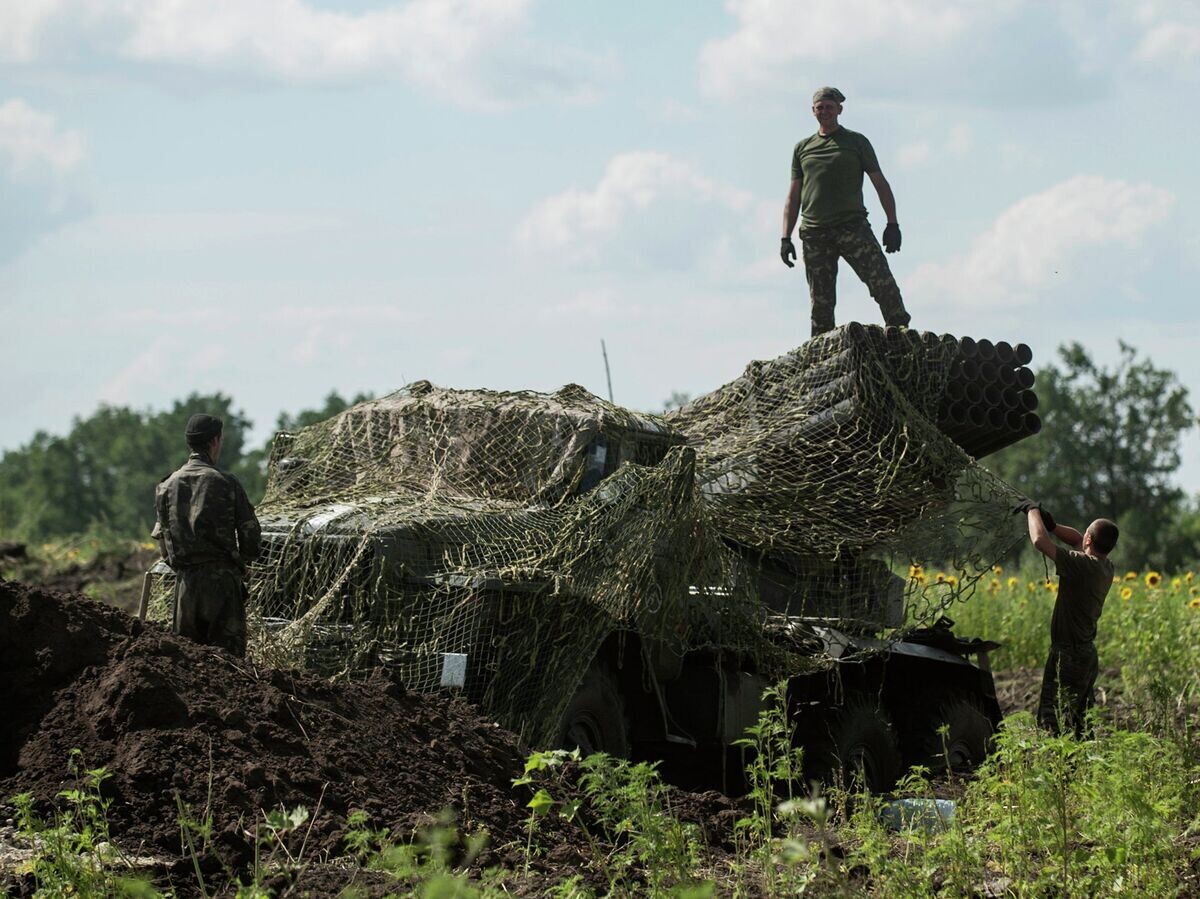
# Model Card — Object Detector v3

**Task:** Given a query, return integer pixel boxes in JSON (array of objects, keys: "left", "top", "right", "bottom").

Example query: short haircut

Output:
[{"left": 1088, "top": 519, "right": 1119, "bottom": 555}]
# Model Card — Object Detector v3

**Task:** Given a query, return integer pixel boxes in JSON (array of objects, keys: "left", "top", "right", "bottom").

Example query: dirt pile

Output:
[{"left": 0, "top": 577, "right": 587, "bottom": 876}]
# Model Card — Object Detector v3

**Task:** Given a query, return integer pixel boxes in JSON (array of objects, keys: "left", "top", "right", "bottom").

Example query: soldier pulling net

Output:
[{"left": 148, "top": 324, "right": 1037, "bottom": 746}]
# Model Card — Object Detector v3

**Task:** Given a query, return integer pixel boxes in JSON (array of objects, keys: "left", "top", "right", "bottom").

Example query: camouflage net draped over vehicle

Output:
[{"left": 148, "top": 325, "right": 1032, "bottom": 746}]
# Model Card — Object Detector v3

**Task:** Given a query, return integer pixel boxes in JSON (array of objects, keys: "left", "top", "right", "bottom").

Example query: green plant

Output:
[
  {"left": 11, "top": 751, "right": 156, "bottom": 897},
  {"left": 340, "top": 808, "right": 496, "bottom": 898}
]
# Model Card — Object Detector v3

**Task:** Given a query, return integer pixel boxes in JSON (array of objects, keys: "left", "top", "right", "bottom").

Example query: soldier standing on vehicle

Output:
[
  {"left": 1019, "top": 501, "right": 1119, "bottom": 737},
  {"left": 780, "top": 87, "right": 911, "bottom": 337},
  {"left": 153, "top": 414, "right": 261, "bottom": 657}
]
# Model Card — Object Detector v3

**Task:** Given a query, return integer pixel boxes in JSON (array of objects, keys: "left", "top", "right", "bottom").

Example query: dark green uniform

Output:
[
  {"left": 153, "top": 451, "right": 262, "bottom": 656},
  {"left": 1036, "top": 549, "right": 1114, "bottom": 736},
  {"left": 791, "top": 128, "right": 909, "bottom": 335}
]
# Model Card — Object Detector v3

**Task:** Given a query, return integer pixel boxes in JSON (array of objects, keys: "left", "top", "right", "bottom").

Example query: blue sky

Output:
[{"left": 2, "top": 0, "right": 1199, "bottom": 487}]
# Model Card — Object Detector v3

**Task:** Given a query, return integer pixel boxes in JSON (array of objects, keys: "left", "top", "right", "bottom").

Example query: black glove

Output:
[
  {"left": 1012, "top": 499, "right": 1034, "bottom": 515},
  {"left": 1038, "top": 507, "right": 1057, "bottom": 531},
  {"left": 882, "top": 222, "right": 901, "bottom": 253},
  {"left": 781, "top": 237, "right": 796, "bottom": 268}
]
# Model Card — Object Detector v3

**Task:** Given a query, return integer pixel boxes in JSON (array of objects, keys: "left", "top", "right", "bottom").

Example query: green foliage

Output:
[
  {"left": 987, "top": 341, "right": 1198, "bottom": 569},
  {"left": 0, "top": 389, "right": 374, "bottom": 541},
  {"left": 340, "top": 808, "right": 497, "bottom": 898},
  {"left": 11, "top": 752, "right": 155, "bottom": 897},
  {"left": 0, "top": 393, "right": 251, "bottom": 541}
]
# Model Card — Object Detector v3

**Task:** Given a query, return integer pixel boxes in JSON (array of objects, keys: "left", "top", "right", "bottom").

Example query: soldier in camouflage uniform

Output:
[
  {"left": 153, "top": 414, "right": 261, "bottom": 656},
  {"left": 781, "top": 87, "right": 911, "bottom": 337}
]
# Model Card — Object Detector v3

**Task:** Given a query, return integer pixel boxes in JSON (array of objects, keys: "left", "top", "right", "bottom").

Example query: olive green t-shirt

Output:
[
  {"left": 790, "top": 127, "right": 880, "bottom": 228},
  {"left": 1050, "top": 549, "right": 1114, "bottom": 645}
]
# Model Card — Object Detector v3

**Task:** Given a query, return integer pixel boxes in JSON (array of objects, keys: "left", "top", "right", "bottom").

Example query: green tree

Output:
[
  {"left": 0, "top": 394, "right": 252, "bottom": 541},
  {"left": 988, "top": 341, "right": 1198, "bottom": 569}
]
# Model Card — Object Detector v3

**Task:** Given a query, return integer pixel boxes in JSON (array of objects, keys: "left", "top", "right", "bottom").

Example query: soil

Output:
[{"left": 0, "top": 577, "right": 629, "bottom": 895}]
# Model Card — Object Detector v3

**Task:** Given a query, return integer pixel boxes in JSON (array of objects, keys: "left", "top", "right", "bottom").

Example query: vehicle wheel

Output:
[
  {"left": 804, "top": 694, "right": 902, "bottom": 793},
  {"left": 557, "top": 662, "right": 629, "bottom": 758},
  {"left": 912, "top": 694, "right": 994, "bottom": 772}
]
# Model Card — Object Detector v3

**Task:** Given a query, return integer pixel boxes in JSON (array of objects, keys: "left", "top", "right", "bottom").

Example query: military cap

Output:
[
  {"left": 812, "top": 86, "right": 845, "bottom": 104},
  {"left": 185, "top": 413, "right": 223, "bottom": 441}
]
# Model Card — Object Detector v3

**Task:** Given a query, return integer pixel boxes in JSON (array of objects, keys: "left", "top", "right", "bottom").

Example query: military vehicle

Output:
[{"left": 146, "top": 324, "right": 1033, "bottom": 792}]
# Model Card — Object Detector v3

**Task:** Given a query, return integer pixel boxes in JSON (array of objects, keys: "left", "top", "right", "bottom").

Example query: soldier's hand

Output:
[
  {"left": 781, "top": 237, "right": 796, "bottom": 268},
  {"left": 1038, "top": 506, "right": 1057, "bottom": 532},
  {"left": 882, "top": 222, "right": 901, "bottom": 253},
  {"left": 1012, "top": 498, "right": 1034, "bottom": 515}
]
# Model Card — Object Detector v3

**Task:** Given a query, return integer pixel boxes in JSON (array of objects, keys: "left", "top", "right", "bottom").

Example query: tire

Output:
[
  {"left": 911, "top": 694, "right": 994, "bottom": 773},
  {"left": 803, "top": 693, "right": 902, "bottom": 793},
  {"left": 557, "top": 662, "right": 629, "bottom": 758}
]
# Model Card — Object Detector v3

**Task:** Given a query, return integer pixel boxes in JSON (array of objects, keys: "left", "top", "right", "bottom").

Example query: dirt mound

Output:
[{"left": 0, "top": 577, "right": 587, "bottom": 879}]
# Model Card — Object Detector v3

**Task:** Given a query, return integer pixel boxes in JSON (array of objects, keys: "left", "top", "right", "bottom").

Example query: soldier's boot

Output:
[
  {"left": 874, "top": 285, "right": 910, "bottom": 329},
  {"left": 811, "top": 310, "right": 836, "bottom": 338}
]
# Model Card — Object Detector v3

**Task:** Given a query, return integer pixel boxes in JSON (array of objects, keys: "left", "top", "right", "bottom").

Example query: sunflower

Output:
[
  {"left": 1191, "top": 586, "right": 1199, "bottom": 598},
  {"left": 935, "top": 572, "right": 946, "bottom": 584},
  {"left": 1124, "top": 571, "right": 1138, "bottom": 581},
  {"left": 945, "top": 575, "right": 959, "bottom": 587},
  {"left": 1145, "top": 571, "right": 1162, "bottom": 588},
  {"left": 1172, "top": 577, "right": 1183, "bottom": 592},
  {"left": 1121, "top": 587, "right": 1133, "bottom": 600},
  {"left": 1027, "top": 582, "right": 1037, "bottom": 593},
  {"left": 1190, "top": 598, "right": 1200, "bottom": 610},
  {"left": 1045, "top": 580, "right": 1058, "bottom": 593},
  {"left": 1007, "top": 576, "right": 1019, "bottom": 589},
  {"left": 989, "top": 578, "right": 1001, "bottom": 592},
  {"left": 908, "top": 563, "right": 923, "bottom": 580},
  {"left": 1188, "top": 571, "right": 1195, "bottom": 584},
  {"left": 992, "top": 564, "right": 1003, "bottom": 576}
]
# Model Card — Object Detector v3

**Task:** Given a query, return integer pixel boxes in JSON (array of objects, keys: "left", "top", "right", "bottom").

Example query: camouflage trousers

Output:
[
  {"left": 173, "top": 565, "right": 248, "bottom": 657},
  {"left": 1037, "top": 643, "right": 1098, "bottom": 738},
  {"left": 800, "top": 219, "right": 910, "bottom": 337}
]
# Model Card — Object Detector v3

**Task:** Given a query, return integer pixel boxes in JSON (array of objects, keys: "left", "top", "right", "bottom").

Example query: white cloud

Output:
[
  {"left": 1, "top": 0, "right": 601, "bottom": 108},
  {"left": 1135, "top": 21, "right": 1200, "bottom": 68},
  {"left": 897, "top": 141, "right": 932, "bottom": 169},
  {"left": 896, "top": 125, "right": 971, "bottom": 170},
  {"left": 0, "top": 98, "right": 84, "bottom": 177},
  {"left": 0, "top": 97, "right": 88, "bottom": 263},
  {"left": 700, "top": 0, "right": 971, "bottom": 100},
  {"left": 516, "top": 150, "right": 771, "bottom": 274},
  {"left": 699, "top": 0, "right": 1200, "bottom": 105},
  {"left": 908, "top": 175, "right": 1175, "bottom": 306}
]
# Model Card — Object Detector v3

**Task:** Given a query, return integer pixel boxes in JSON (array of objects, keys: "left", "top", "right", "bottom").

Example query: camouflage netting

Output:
[{"left": 148, "top": 324, "right": 1035, "bottom": 746}]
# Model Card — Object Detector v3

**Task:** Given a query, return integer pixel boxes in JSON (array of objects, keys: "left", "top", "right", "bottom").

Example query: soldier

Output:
[
  {"left": 780, "top": 87, "right": 911, "bottom": 337},
  {"left": 1019, "top": 501, "right": 1119, "bottom": 737},
  {"left": 153, "top": 413, "right": 261, "bottom": 656}
]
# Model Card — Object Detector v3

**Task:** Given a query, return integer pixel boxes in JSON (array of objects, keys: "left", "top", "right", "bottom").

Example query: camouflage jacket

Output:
[{"left": 153, "top": 452, "right": 262, "bottom": 571}]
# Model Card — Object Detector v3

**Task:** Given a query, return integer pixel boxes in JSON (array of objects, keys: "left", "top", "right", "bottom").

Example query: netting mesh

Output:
[{"left": 148, "top": 324, "right": 1036, "bottom": 746}]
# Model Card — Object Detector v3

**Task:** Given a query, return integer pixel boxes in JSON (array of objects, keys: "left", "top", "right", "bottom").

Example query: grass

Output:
[{"left": 8, "top": 562, "right": 1200, "bottom": 897}]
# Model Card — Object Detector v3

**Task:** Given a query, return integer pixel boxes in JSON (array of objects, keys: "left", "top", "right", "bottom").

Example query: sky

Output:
[{"left": 2, "top": 0, "right": 1199, "bottom": 488}]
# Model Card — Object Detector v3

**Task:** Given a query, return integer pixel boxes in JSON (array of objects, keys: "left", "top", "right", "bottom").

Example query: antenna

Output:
[{"left": 600, "top": 339, "right": 614, "bottom": 403}]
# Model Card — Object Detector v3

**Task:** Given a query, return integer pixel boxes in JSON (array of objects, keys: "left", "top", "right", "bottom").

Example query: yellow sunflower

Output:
[
  {"left": 908, "top": 563, "right": 923, "bottom": 580},
  {"left": 1190, "top": 598, "right": 1200, "bottom": 610},
  {"left": 1007, "top": 576, "right": 1019, "bottom": 589},
  {"left": 945, "top": 575, "right": 959, "bottom": 587},
  {"left": 1187, "top": 571, "right": 1195, "bottom": 583},
  {"left": 1121, "top": 587, "right": 1133, "bottom": 600},
  {"left": 1124, "top": 571, "right": 1138, "bottom": 581},
  {"left": 1172, "top": 577, "right": 1182, "bottom": 591},
  {"left": 989, "top": 578, "right": 1001, "bottom": 592},
  {"left": 992, "top": 564, "right": 1003, "bottom": 576},
  {"left": 1145, "top": 571, "right": 1162, "bottom": 588}
]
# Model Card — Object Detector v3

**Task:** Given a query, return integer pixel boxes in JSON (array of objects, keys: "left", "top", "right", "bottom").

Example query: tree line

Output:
[
  {"left": 1, "top": 342, "right": 1196, "bottom": 569},
  {"left": 0, "top": 390, "right": 370, "bottom": 544}
]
